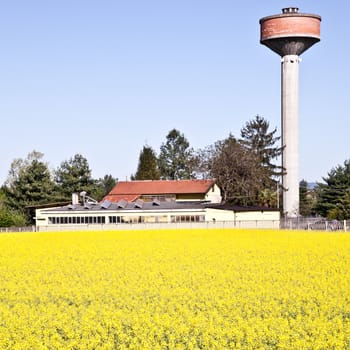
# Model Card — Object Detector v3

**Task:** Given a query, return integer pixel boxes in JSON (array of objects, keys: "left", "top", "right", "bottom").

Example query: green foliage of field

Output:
[{"left": 0, "top": 229, "right": 349, "bottom": 349}]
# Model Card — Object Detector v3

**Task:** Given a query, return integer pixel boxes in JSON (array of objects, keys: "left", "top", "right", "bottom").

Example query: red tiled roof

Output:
[
  {"left": 103, "top": 179, "right": 216, "bottom": 202},
  {"left": 103, "top": 194, "right": 140, "bottom": 203}
]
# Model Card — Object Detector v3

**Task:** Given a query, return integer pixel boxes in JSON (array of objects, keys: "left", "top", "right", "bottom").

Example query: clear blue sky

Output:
[{"left": 0, "top": 1, "right": 348, "bottom": 185}]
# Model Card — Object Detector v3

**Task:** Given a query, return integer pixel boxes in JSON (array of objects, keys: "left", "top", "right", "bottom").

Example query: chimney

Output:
[{"left": 72, "top": 193, "right": 79, "bottom": 205}]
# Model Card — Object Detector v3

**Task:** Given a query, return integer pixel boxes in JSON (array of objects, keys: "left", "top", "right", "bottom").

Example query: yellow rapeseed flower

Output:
[{"left": 0, "top": 229, "right": 349, "bottom": 349}]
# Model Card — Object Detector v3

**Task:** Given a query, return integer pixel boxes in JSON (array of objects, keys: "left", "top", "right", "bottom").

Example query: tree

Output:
[
  {"left": 3, "top": 151, "right": 56, "bottom": 223},
  {"left": 315, "top": 160, "right": 350, "bottom": 219},
  {"left": 133, "top": 145, "right": 160, "bottom": 180},
  {"left": 0, "top": 188, "right": 26, "bottom": 227},
  {"left": 240, "top": 115, "right": 282, "bottom": 189},
  {"left": 258, "top": 188, "right": 278, "bottom": 208},
  {"left": 327, "top": 189, "right": 350, "bottom": 220},
  {"left": 201, "top": 135, "right": 265, "bottom": 205},
  {"left": 158, "top": 129, "right": 195, "bottom": 180},
  {"left": 299, "top": 180, "right": 315, "bottom": 216},
  {"left": 0, "top": 206, "right": 26, "bottom": 227},
  {"left": 4, "top": 150, "right": 45, "bottom": 188},
  {"left": 94, "top": 174, "right": 118, "bottom": 201},
  {"left": 55, "top": 154, "right": 95, "bottom": 200}
]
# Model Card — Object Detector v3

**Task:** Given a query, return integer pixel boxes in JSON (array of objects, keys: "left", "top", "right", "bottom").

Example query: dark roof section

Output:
[
  {"left": 39, "top": 201, "right": 279, "bottom": 213},
  {"left": 205, "top": 203, "right": 279, "bottom": 212},
  {"left": 26, "top": 201, "right": 71, "bottom": 209},
  {"left": 40, "top": 201, "right": 207, "bottom": 213}
]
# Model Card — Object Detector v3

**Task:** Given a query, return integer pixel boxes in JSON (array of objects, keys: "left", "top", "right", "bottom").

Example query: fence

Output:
[
  {"left": 0, "top": 226, "right": 35, "bottom": 233},
  {"left": 281, "top": 217, "right": 349, "bottom": 231},
  {"left": 1, "top": 219, "right": 350, "bottom": 232},
  {"left": 35, "top": 220, "right": 280, "bottom": 232}
]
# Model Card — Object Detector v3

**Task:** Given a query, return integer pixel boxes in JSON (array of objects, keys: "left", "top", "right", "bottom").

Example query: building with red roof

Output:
[
  {"left": 103, "top": 179, "right": 222, "bottom": 204},
  {"left": 34, "top": 180, "right": 281, "bottom": 231}
]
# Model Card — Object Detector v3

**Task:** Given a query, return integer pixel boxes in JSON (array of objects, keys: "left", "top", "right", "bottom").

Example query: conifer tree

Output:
[
  {"left": 133, "top": 145, "right": 160, "bottom": 180},
  {"left": 3, "top": 151, "right": 56, "bottom": 223},
  {"left": 315, "top": 160, "right": 350, "bottom": 219},
  {"left": 55, "top": 154, "right": 95, "bottom": 199},
  {"left": 240, "top": 115, "right": 282, "bottom": 189},
  {"left": 158, "top": 129, "right": 195, "bottom": 180}
]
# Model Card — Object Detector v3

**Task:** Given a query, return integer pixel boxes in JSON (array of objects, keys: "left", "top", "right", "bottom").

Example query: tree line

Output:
[
  {"left": 1, "top": 115, "right": 349, "bottom": 226},
  {"left": 133, "top": 115, "right": 283, "bottom": 206},
  {"left": 133, "top": 115, "right": 350, "bottom": 220},
  {"left": 0, "top": 152, "right": 117, "bottom": 226}
]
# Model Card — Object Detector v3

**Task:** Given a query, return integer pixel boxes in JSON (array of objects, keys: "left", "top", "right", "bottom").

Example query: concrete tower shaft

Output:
[
  {"left": 259, "top": 8, "right": 321, "bottom": 217},
  {"left": 281, "top": 54, "right": 300, "bottom": 216}
]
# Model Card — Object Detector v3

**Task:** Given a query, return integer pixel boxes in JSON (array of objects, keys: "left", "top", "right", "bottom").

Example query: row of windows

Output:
[
  {"left": 141, "top": 195, "right": 176, "bottom": 202},
  {"left": 171, "top": 215, "right": 205, "bottom": 223},
  {"left": 49, "top": 216, "right": 106, "bottom": 224},
  {"left": 108, "top": 215, "right": 171, "bottom": 224},
  {"left": 47, "top": 214, "right": 205, "bottom": 225}
]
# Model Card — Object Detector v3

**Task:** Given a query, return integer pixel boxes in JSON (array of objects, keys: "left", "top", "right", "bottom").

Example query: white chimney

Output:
[{"left": 72, "top": 193, "right": 79, "bottom": 205}]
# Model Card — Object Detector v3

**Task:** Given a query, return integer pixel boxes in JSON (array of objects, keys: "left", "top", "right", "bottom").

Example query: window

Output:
[
  {"left": 97, "top": 216, "right": 105, "bottom": 224},
  {"left": 109, "top": 216, "right": 122, "bottom": 224},
  {"left": 157, "top": 216, "right": 168, "bottom": 223},
  {"left": 144, "top": 216, "right": 156, "bottom": 223},
  {"left": 170, "top": 215, "right": 204, "bottom": 223}
]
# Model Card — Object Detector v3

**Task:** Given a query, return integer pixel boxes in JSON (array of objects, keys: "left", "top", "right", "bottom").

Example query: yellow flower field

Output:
[{"left": 0, "top": 229, "right": 349, "bottom": 349}]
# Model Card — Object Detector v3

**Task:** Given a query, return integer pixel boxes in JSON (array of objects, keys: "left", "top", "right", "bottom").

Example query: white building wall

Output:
[
  {"left": 205, "top": 208, "right": 235, "bottom": 222},
  {"left": 205, "top": 184, "right": 222, "bottom": 204},
  {"left": 205, "top": 208, "right": 280, "bottom": 222},
  {"left": 235, "top": 211, "right": 280, "bottom": 221},
  {"left": 205, "top": 208, "right": 280, "bottom": 229},
  {"left": 35, "top": 208, "right": 207, "bottom": 228},
  {"left": 36, "top": 206, "right": 280, "bottom": 230}
]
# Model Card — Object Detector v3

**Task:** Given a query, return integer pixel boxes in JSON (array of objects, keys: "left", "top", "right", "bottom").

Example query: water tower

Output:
[{"left": 259, "top": 7, "right": 321, "bottom": 217}]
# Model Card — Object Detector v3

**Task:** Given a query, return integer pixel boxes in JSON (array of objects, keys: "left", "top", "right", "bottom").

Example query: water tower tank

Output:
[{"left": 260, "top": 7, "right": 321, "bottom": 57}]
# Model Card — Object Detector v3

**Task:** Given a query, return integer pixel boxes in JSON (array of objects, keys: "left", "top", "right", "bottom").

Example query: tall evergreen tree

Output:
[
  {"left": 327, "top": 189, "right": 350, "bottom": 220},
  {"left": 240, "top": 115, "right": 282, "bottom": 188},
  {"left": 315, "top": 160, "right": 350, "bottom": 219},
  {"left": 133, "top": 145, "right": 160, "bottom": 180},
  {"left": 3, "top": 151, "right": 56, "bottom": 223},
  {"left": 55, "top": 154, "right": 96, "bottom": 200},
  {"left": 158, "top": 129, "right": 195, "bottom": 180}
]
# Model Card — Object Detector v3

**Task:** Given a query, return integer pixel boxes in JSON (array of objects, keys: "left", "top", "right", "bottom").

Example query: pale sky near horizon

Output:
[{"left": 0, "top": 1, "right": 348, "bottom": 185}]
